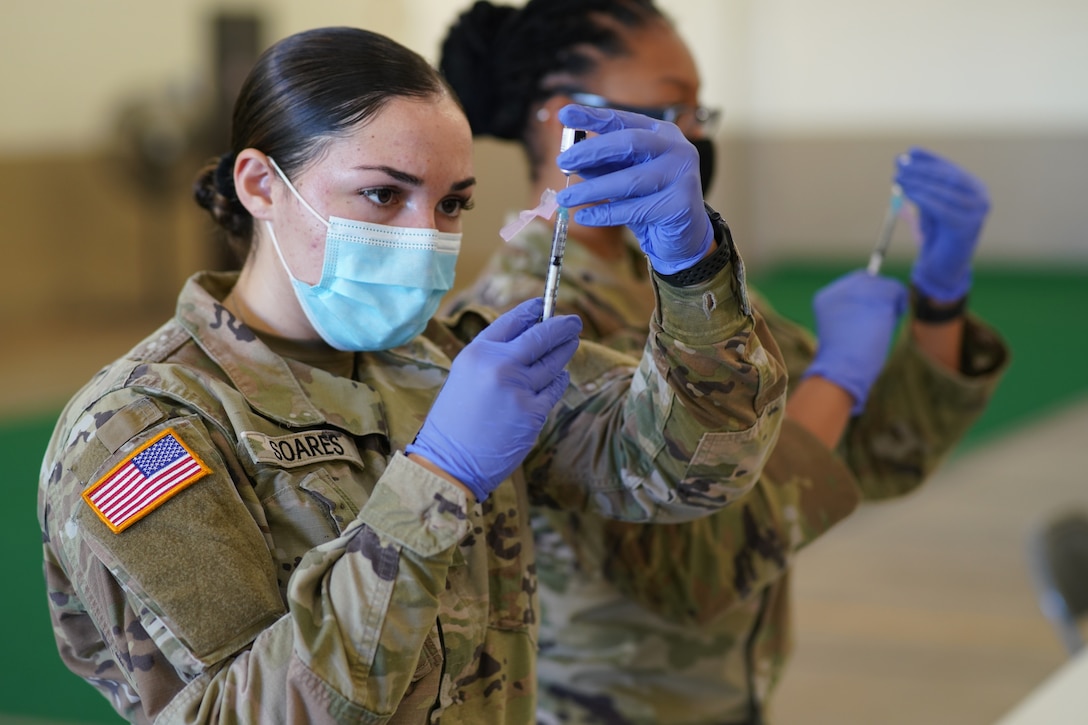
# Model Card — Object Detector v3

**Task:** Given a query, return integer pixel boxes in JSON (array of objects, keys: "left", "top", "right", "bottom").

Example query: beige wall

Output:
[
  {"left": 2, "top": 0, "right": 1085, "bottom": 330},
  {"left": 458, "top": 131, "right": 1088, "bottom": 277},
  {"left": 6, "top": 1, "right": 1086, "bottom": 149}
]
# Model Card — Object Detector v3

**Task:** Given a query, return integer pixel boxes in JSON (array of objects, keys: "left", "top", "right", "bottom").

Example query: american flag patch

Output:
[{"left": 82, "top": 428, "right": 211, "bottom": 534}]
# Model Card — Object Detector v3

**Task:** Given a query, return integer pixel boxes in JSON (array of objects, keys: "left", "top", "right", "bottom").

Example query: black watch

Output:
[
  {"left": 911, "top": 286, "right": 967, "bottom": 323},
  {"left": 658, "top": 205, "right": 733, "bottom": 287}
]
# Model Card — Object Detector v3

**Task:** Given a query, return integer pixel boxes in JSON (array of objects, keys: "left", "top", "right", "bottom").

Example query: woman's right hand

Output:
[
  {"left": 802, "top": 270, "right": 908, "bottom": 415},
  {"left": 406, "top": 298, "right": 582, "bottom": 500},
  {"left": 554, "top": 104, "right": 714, "bottom": 275}
]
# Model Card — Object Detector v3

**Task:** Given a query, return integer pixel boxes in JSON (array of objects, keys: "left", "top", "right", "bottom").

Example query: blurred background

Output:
[{"left": 1, "top": 1, "right": 1085, "bottom": 723}]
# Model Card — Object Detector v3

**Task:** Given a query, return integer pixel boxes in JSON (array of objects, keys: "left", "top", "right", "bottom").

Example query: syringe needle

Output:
[
  {"left": 541, "top": 129, "right": 584, "bottom": 320},
  {"left": 867, "top": 184, "right": 904, "bottom": 275}
]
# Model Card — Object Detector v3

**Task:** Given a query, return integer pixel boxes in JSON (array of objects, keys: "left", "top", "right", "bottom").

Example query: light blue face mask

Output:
[{"left": 265, "top": 157, "right": 461, "bottom": 351}]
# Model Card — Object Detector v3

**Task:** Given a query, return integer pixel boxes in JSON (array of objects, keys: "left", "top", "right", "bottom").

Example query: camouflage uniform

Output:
[
  {"left": 446, "top": 218, "right": 1009, "bottom": 724},
  {"left": 38, "top": 210, "right": 787, "bottom": 725}
]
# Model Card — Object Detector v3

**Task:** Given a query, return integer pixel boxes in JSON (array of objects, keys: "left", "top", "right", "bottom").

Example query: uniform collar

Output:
[{"left": 174, "top": 272, "right": 388, "bottom": 438}]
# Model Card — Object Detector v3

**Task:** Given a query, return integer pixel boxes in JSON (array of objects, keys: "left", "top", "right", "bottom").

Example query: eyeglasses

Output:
[{"left": 566, "top": 91, "right": 722, "bottom": 136}]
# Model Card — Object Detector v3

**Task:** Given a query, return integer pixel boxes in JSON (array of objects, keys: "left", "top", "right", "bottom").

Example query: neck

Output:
[{"left": 225, "top": 250, "right": 322, "bottom": 343}]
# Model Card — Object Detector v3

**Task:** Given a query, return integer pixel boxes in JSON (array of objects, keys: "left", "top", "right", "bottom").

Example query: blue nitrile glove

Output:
[
  {"left": 405, "top": 297, "right": 582, "bottom": 501},
  {"left": 802, "top": 270, "right": 908, "bottom": 415},
  {"left": 555, "top": 104, "right": 713, "bottom": 275},
  {"left": 895, "top": 147, "right": 990, "bottom": 303}
]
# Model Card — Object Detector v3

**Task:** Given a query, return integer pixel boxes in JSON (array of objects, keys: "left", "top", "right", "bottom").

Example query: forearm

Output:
[
  {"left": 785, "top": 376, "right": 854, "bottom": 450},
  {"left": 284, "top": 454, "right": 468, "bottom": 712},
  {"left": 408, "top": 452, "right": 476, "bottom": 499},
  {"left": 909, "top": 291, "right": 967, "bottom": 372},
  {"left": 593, "top": 418, "right": 859, "bottom": 624},
  {"left": 843, "top": 315, "right": 1009, "bottom": 498},
  {"left": 531, "top": 217, "right": 787, "bottom": 522}
]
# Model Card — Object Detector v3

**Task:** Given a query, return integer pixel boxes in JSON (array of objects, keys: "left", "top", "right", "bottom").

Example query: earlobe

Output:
[
  {"left": 234, "top": 149, "right": 275, "bottom": 220},
  {"left": 541, "top": 95, "right": 569, "bottom": 129}
]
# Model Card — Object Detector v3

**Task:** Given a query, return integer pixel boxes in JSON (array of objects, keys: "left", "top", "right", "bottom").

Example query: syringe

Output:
[
  {"left": 541, "top": 127, "right": 587, "bottom": 320},
  {"left": 866, "top": 184, "right": 905, "bottom": 275}
]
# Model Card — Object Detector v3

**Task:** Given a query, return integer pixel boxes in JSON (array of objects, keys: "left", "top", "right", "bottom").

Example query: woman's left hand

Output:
[
  {"left": 895, "top": 147, "right": 990, "bottom": 303},
  {"left": 555, "top": 104, "right": 713, "bottom": 275}
]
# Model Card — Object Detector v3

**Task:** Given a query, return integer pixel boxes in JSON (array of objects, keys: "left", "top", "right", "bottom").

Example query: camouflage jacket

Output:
[
  {"left": 445, "top": 218, "right": 1009, "bottom": 724},
  {"left": 38, "top": 215, "right": 786, "bottom": 725}
]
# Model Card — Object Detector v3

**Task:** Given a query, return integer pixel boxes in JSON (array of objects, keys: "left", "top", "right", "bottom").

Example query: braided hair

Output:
[{"left": 439, "top": 0, "right": 665, "bottom": 145}]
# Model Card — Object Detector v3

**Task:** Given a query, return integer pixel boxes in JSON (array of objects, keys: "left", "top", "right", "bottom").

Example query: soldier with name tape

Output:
[{"left": 37, "top": 25, "right": 787, "bottom": 724}]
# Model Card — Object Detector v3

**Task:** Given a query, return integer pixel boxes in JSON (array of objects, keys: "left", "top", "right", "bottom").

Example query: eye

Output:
[
  {"left": 360, "top": 187, "right": 397, "bottom": 205},
  {"left": 439, "top": 196, "right": 474, "bottom": 218}
]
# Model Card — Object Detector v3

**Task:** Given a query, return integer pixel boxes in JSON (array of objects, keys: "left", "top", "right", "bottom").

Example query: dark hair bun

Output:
[
  {"left": 193, "top": 156, "right": 252, "bottom": 239},
  {"left": 440, "top": 1, "right": 523, "bottom": 139}
]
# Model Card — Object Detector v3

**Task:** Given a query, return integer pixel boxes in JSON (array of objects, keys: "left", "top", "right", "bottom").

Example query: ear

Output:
[
  {"left": 528, "top": 94, "right": 572, "bottom": 181},
  {"left": 234, "top": 148, "right": 276, "bottom": 221},
  {"left": 536, "top": 94, "right": 571, "bottom": 135}
]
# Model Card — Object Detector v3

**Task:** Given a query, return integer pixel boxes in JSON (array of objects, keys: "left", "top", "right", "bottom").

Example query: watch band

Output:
[
  {"left": 658, "top": 204, "right": 733, "bottom": 287},
  {"left": 911, "top": 286, "right": 967, "bottom": 323}
]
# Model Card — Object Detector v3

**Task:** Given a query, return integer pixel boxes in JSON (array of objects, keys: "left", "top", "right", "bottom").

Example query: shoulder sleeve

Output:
[
  {"left": 581, "top": 419, "right": 858, "bottom": 624},
  {"left": 746, "top": 288, "right": 818, "bottom": 383},
  {"left": 526, "top": 210, "right": 788, "bottom": 523},
  {"left": 162, "top": 453, "right": 472, "bottom": 723},
  {"left": 42, "top": 383, "right": 471, "bottom": 723},
  {"left": 42, "top": 389, "right": 285, "bottom": 720}
]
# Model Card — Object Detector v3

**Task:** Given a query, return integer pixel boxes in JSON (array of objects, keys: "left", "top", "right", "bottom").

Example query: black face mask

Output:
[{"left": 690, "top": 137, "right": 716, "bottom": 197}]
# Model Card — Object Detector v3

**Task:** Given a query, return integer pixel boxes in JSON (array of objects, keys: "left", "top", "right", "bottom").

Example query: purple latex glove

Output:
[
  {"left": 803, "top": 270, "right": 908, "bottom": 415},
  {"left": 895, "top": 147, "right": 990, "bottom": 302},
  {"left": 555, "top": 104, "right": 713, "bottom": 275},
  {"left": 406, "top": 297, "right": 582, "bottom": 500}
]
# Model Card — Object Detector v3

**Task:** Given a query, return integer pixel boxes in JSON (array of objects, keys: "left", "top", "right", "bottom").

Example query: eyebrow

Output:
[{"left": 354, "top": 165, "right": 476, "bottom": 192}]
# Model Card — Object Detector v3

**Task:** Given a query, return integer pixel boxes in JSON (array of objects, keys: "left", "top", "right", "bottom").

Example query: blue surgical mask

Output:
[{"left": 265, "top": 157, "right": 460, "bottom": 351}]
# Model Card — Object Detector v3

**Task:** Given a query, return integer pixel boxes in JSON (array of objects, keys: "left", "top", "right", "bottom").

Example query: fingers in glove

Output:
[
  {"left": 558, "top": 104, "right": 670, "bottom": 135},
  {"left": 513, "top": 319, "right": 582, "bottom": 391},
  {"left": 570, "top": 191, "right": 677, "bottom": 230},
  {"left": 898, "top": 185, "right": 989, "bottom": 225},
  {"left": 479, "top": 297, "right": 546, "bottom": 343},
  {"left": 535, "top": 370, "right": 571, "bottom": 411},
  {"left": 558, "top": 151, "right": 695, "bottom": 211},
  {"left": 895, "top": 148, "right": 988, "bottom": 199},
  {"left": 818, "top": 270, "right": 908, "bottom": 310}
]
